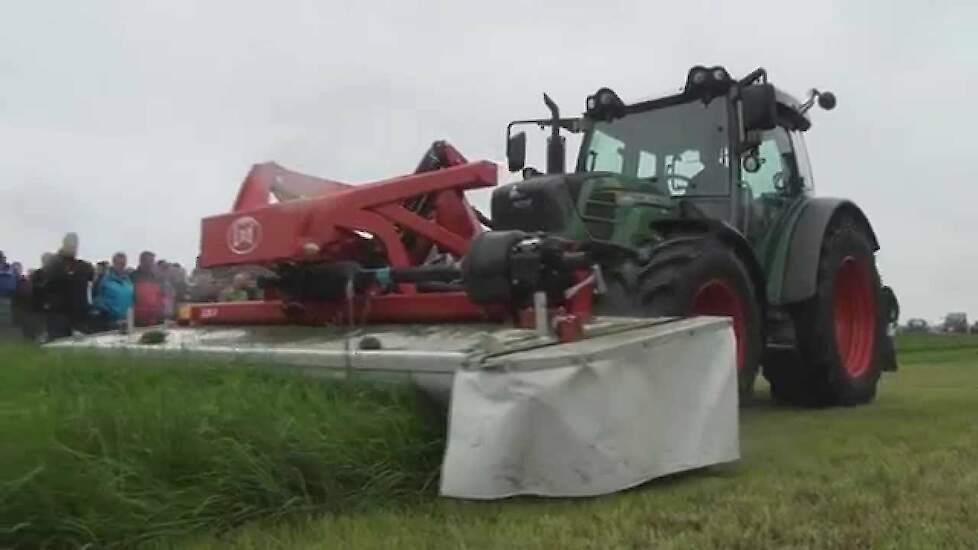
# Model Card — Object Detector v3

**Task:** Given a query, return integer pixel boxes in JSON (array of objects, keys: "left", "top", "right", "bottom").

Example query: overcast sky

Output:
[{"left": 1, "top": 0, "right": 974, "bottom": 321}]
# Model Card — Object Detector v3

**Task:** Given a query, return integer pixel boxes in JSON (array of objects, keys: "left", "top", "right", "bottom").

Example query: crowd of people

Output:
[{"left": 0, "top": 233, "right": 259, "bottom": 342}]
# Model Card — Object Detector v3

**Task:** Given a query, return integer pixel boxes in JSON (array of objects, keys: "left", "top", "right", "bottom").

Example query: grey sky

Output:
[{"left": 1, "top": 0, "right": 974, "bottom": 321}]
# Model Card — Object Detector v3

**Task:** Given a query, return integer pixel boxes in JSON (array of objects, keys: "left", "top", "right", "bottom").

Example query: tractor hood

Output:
[{"left": 490, "top": 172, "right": 678, "bottom": 246}]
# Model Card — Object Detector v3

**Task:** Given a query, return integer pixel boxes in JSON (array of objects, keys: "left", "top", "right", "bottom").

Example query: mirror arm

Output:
[
  {"left": 738, "top": 67, "right": 768, "bottom": 86},
  {"left": 799, "top": 88, "right": 822, "bottom": 115}
]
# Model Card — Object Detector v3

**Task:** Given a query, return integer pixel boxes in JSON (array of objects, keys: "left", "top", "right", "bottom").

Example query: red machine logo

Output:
[{"left": 227, "top": 216, "right": 262, "bottom": 255}]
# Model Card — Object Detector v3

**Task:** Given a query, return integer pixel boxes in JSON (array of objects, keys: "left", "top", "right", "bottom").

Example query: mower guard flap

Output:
[{"left": 442, "top": 316, "right": 738, "bottom": 498}]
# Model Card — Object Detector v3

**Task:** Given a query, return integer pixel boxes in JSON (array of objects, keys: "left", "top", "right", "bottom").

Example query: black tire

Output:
[
  {"left": 765, "top": 219, "right": 885, "bottom": 406},
  {"left": 600, "top": 236, "right": 763, "bottom": 402}
]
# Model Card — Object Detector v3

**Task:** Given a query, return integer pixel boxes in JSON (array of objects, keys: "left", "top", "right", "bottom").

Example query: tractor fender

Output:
[
  {"left": 775, "top": 197, "right": 879, "bottom": 305},
  {"left": 649, "top": 219, "right": 768, "bottom": 309}
]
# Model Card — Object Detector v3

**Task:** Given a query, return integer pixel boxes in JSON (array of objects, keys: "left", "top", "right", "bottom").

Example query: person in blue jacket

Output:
[
  {"left": 0, "top": 251, "right": 16, "bottom": 336},
  {"left": 0, "top": 251, "right": 15, "bottom": 297},
  {"left": 91, "top": 252, "right": 134, "bottom": 332}
]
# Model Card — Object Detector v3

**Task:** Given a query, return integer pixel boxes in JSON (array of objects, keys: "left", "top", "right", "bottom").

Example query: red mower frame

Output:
[{"left": 186, "top": 146, "right": 596, "bottom": 328}]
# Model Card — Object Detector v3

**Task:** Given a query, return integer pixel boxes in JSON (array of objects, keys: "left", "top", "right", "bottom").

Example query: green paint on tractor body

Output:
[{"left": 499, "top": 75, "right": 823, "bottom": 306}]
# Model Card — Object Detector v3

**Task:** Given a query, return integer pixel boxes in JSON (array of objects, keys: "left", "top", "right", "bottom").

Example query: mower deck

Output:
[{"left": 46, "top": 315, "right": 740, "bottom": 499}]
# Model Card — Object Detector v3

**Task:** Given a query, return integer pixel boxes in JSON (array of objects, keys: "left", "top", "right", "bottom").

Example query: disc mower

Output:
[{"left": 49, "top": 66, "right": 897, "bottom": 498}]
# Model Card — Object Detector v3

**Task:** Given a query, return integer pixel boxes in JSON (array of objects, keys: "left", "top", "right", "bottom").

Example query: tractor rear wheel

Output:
[
  {"left": 765, "top": 219, "right": 885, "bottom": 406},
  {"left": 602, "top": 236, "right": 763, "bottom": 401}
]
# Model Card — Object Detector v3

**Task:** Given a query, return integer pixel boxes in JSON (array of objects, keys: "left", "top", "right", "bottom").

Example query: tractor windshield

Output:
[{"left": 577, "top": 96, "right": 730, "bottom": 196}]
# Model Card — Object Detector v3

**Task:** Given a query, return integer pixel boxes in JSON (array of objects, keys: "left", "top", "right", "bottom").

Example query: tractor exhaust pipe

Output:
[{"left": 543, "top": 93, "right": 565, "bottom": 174}]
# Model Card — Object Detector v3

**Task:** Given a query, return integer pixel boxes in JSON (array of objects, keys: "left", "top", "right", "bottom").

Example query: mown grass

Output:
[
  {"left": 182, "top": 336, "right": 978, "bottom": 550},
  {"left": 0, "top": 345, "right": 444, "bottom": 548}
]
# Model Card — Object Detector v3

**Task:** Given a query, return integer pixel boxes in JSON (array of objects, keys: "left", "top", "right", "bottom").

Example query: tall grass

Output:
[
  {"left": 895, "top": 333, "right": 978, "bottom": 367},
  {"left": 0, "top": 344, "right": 445, "bottom": 548}
]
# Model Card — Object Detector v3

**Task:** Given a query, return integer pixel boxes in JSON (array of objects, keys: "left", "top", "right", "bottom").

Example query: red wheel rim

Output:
[
  {"left": 833, "top": 256, "right": 876, "bottom": 378},
  {"left": 692, "top": 279, "right": 746, "bottom": 372}
]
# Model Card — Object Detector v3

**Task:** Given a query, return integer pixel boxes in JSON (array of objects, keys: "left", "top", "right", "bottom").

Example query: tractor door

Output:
[{"left": 738, "top": 126, "right": 807, "bottom": 246}]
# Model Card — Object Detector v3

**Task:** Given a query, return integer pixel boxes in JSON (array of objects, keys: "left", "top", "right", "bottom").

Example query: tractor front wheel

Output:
[
  {"left": 765, "top": 219, "right": 885, "bottom": 406},
  {"left": 603, "top": 236, "right": 763, "bottom": 401}
]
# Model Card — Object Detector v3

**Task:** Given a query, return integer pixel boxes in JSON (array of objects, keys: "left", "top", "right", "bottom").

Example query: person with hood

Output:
[
  {"left": 91, "top": 252, "right": 134, "bottom": 332},
  {"left": 43, "top": 233, "right": 94, "bottom": 338}
]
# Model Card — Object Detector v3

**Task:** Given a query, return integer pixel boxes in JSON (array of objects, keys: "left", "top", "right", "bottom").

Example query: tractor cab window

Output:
[
  {"left": 790, "top": 130, "right": 814, "bottom": 190},
  {"left": 586, "top": 131, "right": 625, "bottom": 173},
  {"left": 579, "top": 96, "right": 730, "bottom": 196},
  {"left": 740, "top": 129, "right": 794, "bottom": 197}
]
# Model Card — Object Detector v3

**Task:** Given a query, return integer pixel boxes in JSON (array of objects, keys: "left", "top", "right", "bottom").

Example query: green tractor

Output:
[{"left": 493, "top": 65, "right": 896, "bottom": 405}]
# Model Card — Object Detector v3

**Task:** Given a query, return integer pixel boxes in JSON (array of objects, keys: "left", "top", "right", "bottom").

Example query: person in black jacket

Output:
[
  {"left": 29, "top": 253, "right": 54, "bottom": 339},
  {"left": 10, "top": 262, "right": 34, "bottom": 339},
  {"left": 43, "top": 233, "right": 94, "bottom": 339}
]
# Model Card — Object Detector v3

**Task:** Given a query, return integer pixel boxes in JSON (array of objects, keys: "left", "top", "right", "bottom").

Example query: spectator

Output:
[
  {"left": 131, "top": 251, "right": 164, "bottom": 326},
  {"left": 93, "top": 261, "right": 110, "bottom": 296},
  {"left": 188, "top": 268, "right": 220, "bottom": 302},
  {"left": 43, "top": 233, "right": 95, "bottom": 339},
  {"left": 91, "top": 252, "right": 134, "bottom": 332},
  {"left": 30, "top": 253, "right": 55, "bottom": 339},
  {"left": 169, "top": 263, "right": 190, "bottom": 302},
  {"left": 0, "top": 252, "right": 14, "bottom": 297},
  {"left": 219, "top": 273, "right": 252, "bottom": 302},
  {"left": 157, "top": 260, "right": 177, "bottom": 319},
  {"left": 11, "top": 262, "right": 34, "bottom": 339},
  {"left": 0, "top": 252, "right": 15, "bottom": 338}
]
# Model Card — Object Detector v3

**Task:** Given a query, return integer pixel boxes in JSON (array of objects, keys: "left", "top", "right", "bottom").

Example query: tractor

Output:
[{"left": 494, "top": 65, "right": 896, "bottom": 405}]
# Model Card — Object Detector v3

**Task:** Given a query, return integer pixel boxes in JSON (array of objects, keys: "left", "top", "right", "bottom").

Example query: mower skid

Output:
[{"left": 46, "top": 315, "right": 739, "bottom": 499}]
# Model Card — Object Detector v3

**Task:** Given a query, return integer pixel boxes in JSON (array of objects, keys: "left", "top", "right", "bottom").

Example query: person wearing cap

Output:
[{"left": 43, "top": 233, "right": 95, "bottom": 338}]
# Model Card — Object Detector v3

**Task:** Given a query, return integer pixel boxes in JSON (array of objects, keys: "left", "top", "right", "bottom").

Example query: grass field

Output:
[
  {"left": 3, "top": 334, "right": 978, "bottom": 548},
  {"left": 0, "top": 345, "right": 444, "bottom": 548}
]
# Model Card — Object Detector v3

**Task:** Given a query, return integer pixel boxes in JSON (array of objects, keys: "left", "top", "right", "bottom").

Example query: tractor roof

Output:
[{"left": 587, "top": 66, "right": 816, "bottom": 131}]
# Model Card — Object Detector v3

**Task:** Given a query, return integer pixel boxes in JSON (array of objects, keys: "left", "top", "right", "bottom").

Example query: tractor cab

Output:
[{"left": 497, "top": 66, "right": 837, "bottom": 250}]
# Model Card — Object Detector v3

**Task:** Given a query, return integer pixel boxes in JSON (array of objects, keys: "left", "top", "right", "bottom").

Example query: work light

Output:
[
  {"left": 585, "top": 87, "right": 625, "bottom": 120},
  {"left": 685, "top": 65, "right": 733, "bottom": 95}
]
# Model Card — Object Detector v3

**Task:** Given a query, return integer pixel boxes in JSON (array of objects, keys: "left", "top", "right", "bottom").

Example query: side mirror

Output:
[
  {"left": 507, "top": 131, "right": 526, "bottom": 172},
  {"left": 742, "top": 153, "right": 763, "bottom": 173},
  {"left": 740, "top": 84, "right": 777, "bottom": 131},
  {"left": 817, "top": 91, "right": 836, "bottom": 110}
]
